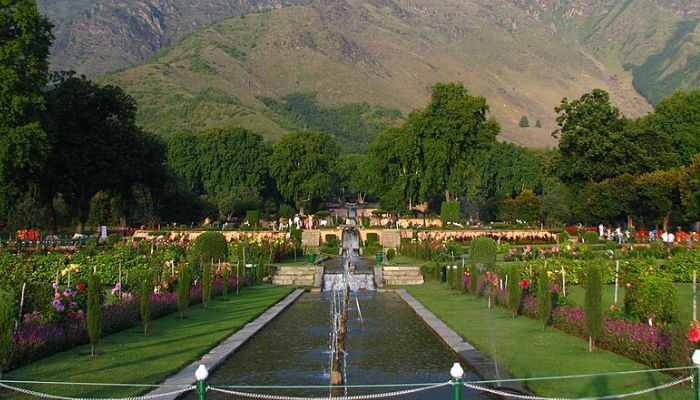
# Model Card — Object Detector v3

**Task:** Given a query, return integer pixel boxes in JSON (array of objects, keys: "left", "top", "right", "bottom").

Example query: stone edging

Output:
[
  {"left": 146, "top": 288, "right": 305, "bottom": 400},
  {"left": 395, "top": 289, "right": 530, "bottom": 395}
]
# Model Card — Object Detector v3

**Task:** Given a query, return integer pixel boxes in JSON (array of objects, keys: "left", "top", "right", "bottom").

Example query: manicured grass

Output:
[
  {"left": 406, "top": 283, "right": 693, "bottom": 399},
  {"left": 2, "top": 285, "right": 294, "bottom": 399},
  {"left": 566, "top": 283, "right": 695, "bottom": 322},
  {"left": 388, "top": 255, "right": 428, "bottom": 266}
]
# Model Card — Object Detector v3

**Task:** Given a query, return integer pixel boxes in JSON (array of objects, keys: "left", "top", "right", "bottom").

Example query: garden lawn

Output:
[
  {"left": 566, "top": 284, "right": 694, "bottom": 322},
  {"left": 1, "top": 285, "right": 294, "bottom": 399},
  {"left": 389, "top": 255, "right": 428, "bottom": 266},
  {"left": 406, "top": 283, "right": 693, "bottom": 400}
]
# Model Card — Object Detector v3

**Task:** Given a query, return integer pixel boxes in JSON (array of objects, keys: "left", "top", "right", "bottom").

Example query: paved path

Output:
[
  {"left": 396, "top": 289, "right": 529, "bottom": 396},
  {"left": 146, "top": 289, "right": 305, "bottom": 400}
]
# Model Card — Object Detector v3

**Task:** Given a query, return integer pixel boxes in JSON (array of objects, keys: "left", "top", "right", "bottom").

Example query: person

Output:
[
  {"left": 598, "top": 223, "right": 605, "bottom": 239},
  {"left": 615, "top": 227, "right": 622, "bottom": 244},
  {"left": 668, "top": 231, "right": 675, "bottom": 244},
  {"left": 392, "top": 214, "right": 399, "bottom": 229},
  {"left": 661, "top": 230, "right": 669, "bottom": 245}
]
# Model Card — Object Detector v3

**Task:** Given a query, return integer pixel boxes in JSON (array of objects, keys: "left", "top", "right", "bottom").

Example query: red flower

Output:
[
  {"left": 76, "top": 282, "right": 86, "bottom": 292},
  {"left": 520, "top": 279, "right": 528, "bottom": 289},
  {"left": 688, "top": 328, "right": 700, "bottom": 342}
]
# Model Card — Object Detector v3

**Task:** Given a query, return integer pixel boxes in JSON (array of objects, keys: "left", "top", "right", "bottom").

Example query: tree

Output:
[
  {"left": 506, "top": 264, "right": 521, "bottom": 318},
  {"left": 681, "top": 155, "right": 700, "bottom": 228},
  {"left": 41, "top": 74, "right": 164, "bottom": 233},
  {"left": 635, "top": 169, "right": 683, "bottom": 231},
  {"left": 87, "top": 273, "right": 101, "bottom": 356},
  {"left": 202, "top": 261, "right": 212, "bottom": 309},
  {"left": 519, "top": 116, "right": 529, "bottom": 128},
  {"left": 584, "top": 264, "right": 602, "bottom": 352},
  {"left": 551, "top": 89, "right": 631, "bottom": 184},
  {"left": 268, "top": 130, "right": 340, "bottom": 214},
  {"left": 368, "top": 126, "right": 421, "bottom": 211},
  {"left": 537, "top": 268, "right": 552, "bottom": 329},
  {"left": 535, "top": 119, "right": 542, "bottom": 128},
  {"left": 583, "top": 173, "right": 637, "bottom": 227},
  {"left": 0, "top": 290, "right": 14, "bottom": 378},
  {"left": 337, "top": 154, "right": 379, "bottom": 204},
  {"left": 137, "top": 269, "right": 153, "bottom": 334},
  {"left": 413, "top": 83, "right": 499, "bottom": 202},
  {"left": 647, "top": 90, "right": 700, "bottom": 167},
  {"left": 0, "top": 0, "right": 54, "bottom": 221},
  {"left": 177, "top": 264, "right": 190, "bottom": 319},
  {"left": 477, "top": 142, "right": 545, "bottom": 198}
]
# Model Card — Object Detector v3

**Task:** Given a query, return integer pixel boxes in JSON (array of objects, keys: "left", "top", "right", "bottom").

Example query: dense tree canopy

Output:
[
  {"left": 268, "top": 130, "right": 339, "bottom": 215},
  {"left": 0, "top": 0, "right": 53, "bottom": 218}
]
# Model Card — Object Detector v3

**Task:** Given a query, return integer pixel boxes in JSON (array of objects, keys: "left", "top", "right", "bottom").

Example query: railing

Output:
[{"left": 2, "top": 362, "right": 699, "bottom": 400}]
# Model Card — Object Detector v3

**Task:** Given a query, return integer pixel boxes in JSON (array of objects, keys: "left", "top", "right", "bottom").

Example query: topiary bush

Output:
[
  {"left": 469, "top": 236, "right": 497, "bottom": 268},
  {"left": 420, "top": 261, "right": 442, "bottom": 282},
  {"left": 624, "top": 273, "right": 678, "bottom": 326},
  {"left": 366, "top": 233, "right": 378, "bottom": 245},
  {"left": 177, "top": 264, "right": 191, "bottom": 319},
  {"left": 582, "top": 231, "right": 599, "bottom": 244},
  {"left": 584, "top": 264, "right": 602, "bottom": 352},
  {"left": 202, "top": 261, "right": 212, "bottom": 309},
  {"left": 386, "top": 248, "right": 396, "bottom": 262},
  {"left": 87, "top": 273, "right": 101, "bottom": 356},
  {"left": 324, "top": 234, "right": 339, "bottom": 248},
  {"left": 537, "top": 267, "right": 552, "bottom": 328},
  {"left": 440, "top": 201, "right": 460, "bottom": 226},
  {"left": 245, "top": 210, "right": 260, "bottom": 227},
  {"left": 506, "top": 264, "right": 522, "bottom": 317},
  {"left": 191, "top": 232, "right": 228, "bottom": 263},
  {"left": 0, "top": 290, "right": 14, "bottom": 377}
]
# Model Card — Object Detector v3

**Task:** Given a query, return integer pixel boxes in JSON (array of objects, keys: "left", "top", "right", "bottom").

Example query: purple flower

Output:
[
  {"left": 69, "top": 302, "right": 77, "bottom": 310},
  {"left": 52, "top": 299, "right": 64, "bottom": 313},
  {"left": 52, "top": 282, "right": 58, "bottom": 290},
  {"left": 63, "top": 288, "right": 72, "bottom": 297}
]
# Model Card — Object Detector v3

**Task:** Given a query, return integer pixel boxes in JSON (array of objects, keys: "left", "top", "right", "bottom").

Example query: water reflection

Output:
[{"left": 185, "top": 292, "right": 491, "bottom": 399}]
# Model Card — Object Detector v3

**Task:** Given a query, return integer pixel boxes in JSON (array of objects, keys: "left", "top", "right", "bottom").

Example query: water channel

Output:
[{"left": 184, "top": 291, "right": 491, "bottom": 399}]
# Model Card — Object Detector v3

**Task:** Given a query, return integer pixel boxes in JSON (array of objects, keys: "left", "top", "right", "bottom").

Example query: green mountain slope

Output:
[{"left": 103, "top": 0, "right": 668, "bottom": 148}]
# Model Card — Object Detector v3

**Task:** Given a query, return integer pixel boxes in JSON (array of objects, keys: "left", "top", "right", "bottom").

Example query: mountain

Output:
[
  {"left": 42, "top": 0, "right": 700, "bottom": 148},
  {"left": 38, "top": 0, "right": 311, "bottom": 76}
]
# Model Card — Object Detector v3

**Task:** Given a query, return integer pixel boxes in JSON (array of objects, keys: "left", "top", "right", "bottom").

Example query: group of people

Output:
[{"left": 597, "top": 224, "right": 629, "bottom": 244}]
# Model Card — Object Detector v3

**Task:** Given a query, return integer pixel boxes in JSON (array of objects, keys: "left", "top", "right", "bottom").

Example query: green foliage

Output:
[
  {"left": 245, "top": 210, "right": 260, "bottom": 227},
  {"left": 177, "top": 264, "right": 191, "bottom": 318},
  {"left": 0, "top": 290, "right": 14, "bottom": 376},
  {"left": 136, "top": 270, "right": 153, "bottom": 334},
  {"left": 0, "top": 0, "right": 53, "bottom": 221},
  {"left": 420, "top": 261, "right": 443, "bottom": 282},
  {"left": 506, "top": 264, "right": 522, "bottom": 317},
  {"left": 519, "top": 116, "right": 530, "bottom": 128},
  {"left": 582, "top": 231, "right": 599, "bottom": 244},
  {"left": 552, "top": 89, "right": 631, "bottom": 184},
  {"left": 324, "top": 234, "right": 338, "bottom": 247},
  {"left": 535, "top": 119, "right": 542, "bottom": 128},
  {"left": 361, "top": 216, "right": 370, "bottom": 228},
  {"left": 624, "top": 274, "right": 678, "bottom": 326},
  {"left": 221, "top": 264, "right": 230, "bottom": 296},
  {"left": 278, "top": 204, "right": 294, "bottom": 219},
  {"left": 469, "top": 264, "right": 478, "bottom": 296},
  {"left": 366, "top": 233, "right": 378, "bottom": 245},
  {"left": 584, "top": 264, "right": 603, "bottom": 350},
  {"left": 87, "top": 273, "right": 101, "bottom": 355},
  {"left": 261, "top": 92, "right": 401, "bottom": 153},
  {"left": 201, "top": 262, "right": 212, "bottom": 309},
  {"left": 268, "top": 130, "right": 339, "bottom": 214},
  {"left": 440, "top": 201, "right": 460, "bottom": 226},
  {"left": 191, "top": 232, "right": 228, "bottom": 264},
  {"left": 557, "top": 231, "right": 570, "bottom": 244},
  {"left": 469, "top": 236, "right": 497, "bottom": 267},
  {"left": 386, "top": 248, "right": 396, "bottom": 261},
  {"left": 537, "top": 268, "right": 552, "bottom": 328},
  {"left": 106, "top": 234, "right": 123, "bottom": 247}
]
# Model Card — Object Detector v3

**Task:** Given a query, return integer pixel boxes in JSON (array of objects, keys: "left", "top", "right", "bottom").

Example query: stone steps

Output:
[
  {"left": 273, "top": 266, "right": 320, "bottom": 286},
  {"left": 382, "top": 266, "right": 424, "bottom": 285}
]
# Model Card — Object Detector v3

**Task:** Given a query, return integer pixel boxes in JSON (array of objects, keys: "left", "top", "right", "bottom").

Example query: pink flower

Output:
[
  {"left": 688, "top": 328, "right": 700, "bottom": 342},
  {"left": 54, "top": 292, "right": 61, "bottom": 299},
  {"left": 520, "top": 279, "right": 528, "bottom": 289}
]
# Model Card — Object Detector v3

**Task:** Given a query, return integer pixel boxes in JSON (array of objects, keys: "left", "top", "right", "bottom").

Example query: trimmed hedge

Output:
[
  {"left": 469, "top": 236, "right": 497, "bottom": 267},
  {"left": 191, "top": 232, "right": 228, "bottom": 263},
  {"left": 440, "top": 201, "right": 460, "bottom": 226}
]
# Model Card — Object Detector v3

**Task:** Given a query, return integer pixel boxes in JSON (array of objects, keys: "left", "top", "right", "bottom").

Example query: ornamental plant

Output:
[
  {"left": 221, "top": 264, "right": 230, "bottom": 296},
  {"left": 0, "top": 290, "right": 14, "bottom": 378},
  {"left": 537, "top": 268, "right": 552, "bottom": 328},
  {"left": 137, "top": 270, "right": 154, "bottom": 334},
  {"left": 623, "top": 273, "right": 678, "bottom": 326},
  {"left": 469, "top": 236, "right": 497, "bottom": 268},
  {"left": 202, "top": 261, "right": 212, "bottom": 309},
  {"left": 469, "top": 264, "right": 478, "bottom": 297},
  {"left": 584, "top": 264, "right": 603, "bottom": 352},
  {"left": 506, "top": 265, "right": 522, "bottom": 317},
  {"left": 177, "top": 264, "right": 191, "bottom": 319},
  {"left": 87, "top": 273, "right": 101, "bottom": 356},
  {"left": 190, "top": 232, "right": 228, "bottom": 264}
]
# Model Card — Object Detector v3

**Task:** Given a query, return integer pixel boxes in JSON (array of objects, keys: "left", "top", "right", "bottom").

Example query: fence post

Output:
[
  {"left": 693, "top": 350, "right": 700, "bottom": 400},
  {"left": 195, "top": 364, "right": 209, "bottom": 400},
  {"left": 450, "top": 362, "right": 464, "bottom": 400}
]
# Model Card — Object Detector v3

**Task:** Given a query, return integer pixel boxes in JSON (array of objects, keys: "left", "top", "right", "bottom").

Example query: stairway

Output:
[
  {"left": 272, "top": 266, "right": 322, "bottom": 286},
  {"left": 382, "top": 266, "right": 424, "bottom": 285}
]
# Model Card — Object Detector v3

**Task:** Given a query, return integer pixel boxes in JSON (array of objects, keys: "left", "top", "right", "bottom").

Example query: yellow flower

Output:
[{"left": 546, "top": 271, "right": 554, "bottom": 278}]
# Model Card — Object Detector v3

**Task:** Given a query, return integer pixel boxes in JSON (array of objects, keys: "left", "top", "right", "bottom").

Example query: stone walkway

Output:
[
  {"left": 146, "top": 289, "right": 305, "bottom": 400},
  {"left": 396, "top": 289, "right": 529, "bottom": 396}
]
